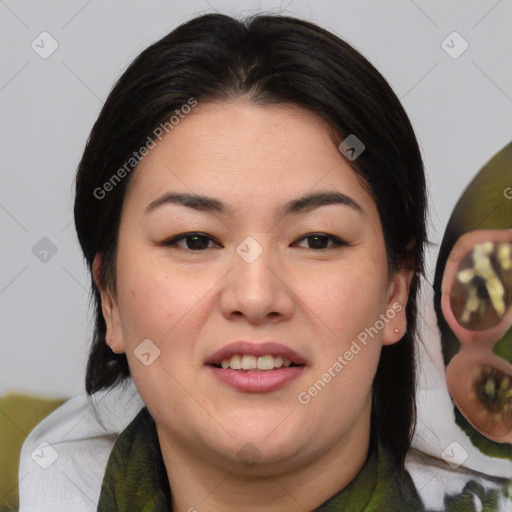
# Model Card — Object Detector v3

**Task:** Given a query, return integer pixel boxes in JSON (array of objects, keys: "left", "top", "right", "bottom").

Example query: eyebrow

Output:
[{"left": 145, "top": 190, "right": 363, "bottom": 217}]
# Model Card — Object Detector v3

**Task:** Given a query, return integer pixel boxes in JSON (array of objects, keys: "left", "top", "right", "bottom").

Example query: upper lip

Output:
[{"left": 206, "top": 341, "right": 307, "bottom": 366}]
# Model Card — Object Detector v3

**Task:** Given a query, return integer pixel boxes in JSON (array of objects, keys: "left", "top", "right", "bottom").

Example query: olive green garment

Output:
[{"left": 97, "top": 407, "right": 426, "bottom": 512}]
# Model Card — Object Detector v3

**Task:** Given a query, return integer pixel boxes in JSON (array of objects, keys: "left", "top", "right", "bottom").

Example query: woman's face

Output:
[{"left": 96, "top": 100, "right": 411, "bottom": 473}]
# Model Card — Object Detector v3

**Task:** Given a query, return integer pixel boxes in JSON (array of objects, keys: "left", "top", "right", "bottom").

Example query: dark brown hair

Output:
[{"left": 74, "top": 13, "right": 427, "bottom": 466}]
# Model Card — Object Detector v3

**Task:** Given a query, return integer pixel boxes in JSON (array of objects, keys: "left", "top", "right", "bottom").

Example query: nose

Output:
[{"left": 219, "top": 238, "right": 295, "bottom": 325}]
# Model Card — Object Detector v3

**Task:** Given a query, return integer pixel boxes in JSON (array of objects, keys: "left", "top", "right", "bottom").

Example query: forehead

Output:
[{"left": 123, "top": 100, "right": 374, "bottom": 217}]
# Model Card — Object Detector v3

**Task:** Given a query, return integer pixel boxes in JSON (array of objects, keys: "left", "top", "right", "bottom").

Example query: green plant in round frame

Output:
[{"left": 433, "top": 141, "right": 512, "bottom": 458}]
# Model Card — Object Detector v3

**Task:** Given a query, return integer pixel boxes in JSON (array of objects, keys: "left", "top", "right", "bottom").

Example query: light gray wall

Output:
[{"left": 1, "top": 0, "right": 511, "bottom": 397}]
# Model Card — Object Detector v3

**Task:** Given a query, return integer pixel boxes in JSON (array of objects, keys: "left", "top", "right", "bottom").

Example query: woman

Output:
[{"left": 74, "top": 12, "right": 427, "bottom": 511}]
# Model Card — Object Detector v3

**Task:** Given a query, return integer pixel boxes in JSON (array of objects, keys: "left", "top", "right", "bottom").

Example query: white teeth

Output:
[
  {"left": 218, "top": 354, "right": 297, "bottom": 371},
  {"left": 230, "top": 354, "right": 242, "bottom": 370},
  {"left": 241, "top": 355, "right": 257, "bottom": 370},
  {"left": 257, "top": 355, "right": 274, "bottom": 370}
]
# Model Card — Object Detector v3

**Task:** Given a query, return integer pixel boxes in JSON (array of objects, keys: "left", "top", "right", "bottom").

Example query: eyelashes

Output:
[
  {"left": 160, "top": 232, "right": 349, "bottom": 252},
  {"left": 294, "top": 233, "right": 349, "bottom": 250},
  {"left": 161, "top": 232, "right": 220, "bottom": 251}
]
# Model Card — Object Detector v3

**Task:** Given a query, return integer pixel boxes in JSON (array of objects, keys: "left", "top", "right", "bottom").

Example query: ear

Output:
[
  {"left": 93, "top": 253, "right": 126, "bottom": 354},
  {"left": 381, "top": 266, "right": 414, "bottom": 346}
]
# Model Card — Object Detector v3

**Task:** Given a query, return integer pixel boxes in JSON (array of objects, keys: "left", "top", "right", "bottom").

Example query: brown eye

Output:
[
  {"left": 293, "top": 233, "right": 348, "bottom": 250},
  {"left": 161, "top": 232, "right": 221, "bottom": 251},
  {"left": 450, "top": 241, "right": 512, "bottom": 330}
]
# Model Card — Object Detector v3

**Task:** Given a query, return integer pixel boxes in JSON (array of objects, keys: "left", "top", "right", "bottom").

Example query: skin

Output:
[{"left": 94, "top": 99, "right": 412, "bottom": 511}]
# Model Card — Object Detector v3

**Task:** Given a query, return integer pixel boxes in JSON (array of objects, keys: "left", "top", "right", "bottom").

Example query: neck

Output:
[{"left": 157, "top": 401, "right": 372, "bottom": 512}]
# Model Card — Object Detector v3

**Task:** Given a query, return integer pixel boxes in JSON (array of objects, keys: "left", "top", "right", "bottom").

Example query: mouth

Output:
[
  {"left": 211, "top": 354, "right": 301, "bottom": 371},
  {"left": 205, "top": 341, "right": 307, "bottom": 392}
]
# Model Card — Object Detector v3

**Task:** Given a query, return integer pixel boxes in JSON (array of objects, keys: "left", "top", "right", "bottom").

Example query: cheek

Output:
[
  {"left": 311, "top": 263, "right": 389, "bottom": 340},
  {"left": 301, "top": 265, "right": 387, "bottom": 397},
  {"left": 114, "top": 247, "right": 201, "bottom": 347},
  {"left": 113, "top": 255, "right": 206, "bottom": 412},
  {"left": 116, "top": 274, "right": 173, "bottom": 339}
]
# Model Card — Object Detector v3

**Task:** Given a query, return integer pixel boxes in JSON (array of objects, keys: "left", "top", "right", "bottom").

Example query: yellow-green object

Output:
[
  {"left": 0, "top": 393, "right": 67, "bottom": 512},
  {"left": 433, "top": 141, "right": 512, "bottom": 458}
]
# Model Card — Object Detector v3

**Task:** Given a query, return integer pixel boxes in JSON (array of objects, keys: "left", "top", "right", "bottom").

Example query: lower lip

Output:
[{"left": 207, "top": 365, "right": 305, "bottom": 392}]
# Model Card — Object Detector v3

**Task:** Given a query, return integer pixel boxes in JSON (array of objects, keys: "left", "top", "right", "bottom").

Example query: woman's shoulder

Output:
[{"left": 17, "top": 381, "right": 144, "bottom": 512}]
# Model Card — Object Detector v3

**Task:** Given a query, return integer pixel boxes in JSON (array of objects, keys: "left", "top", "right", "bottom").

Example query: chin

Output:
[
  {"left": 210, "top": 436, "right": 312, "bottom": 476},
  {"left": 205, "top": 416, "right": 321, "bottom": 467}
]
